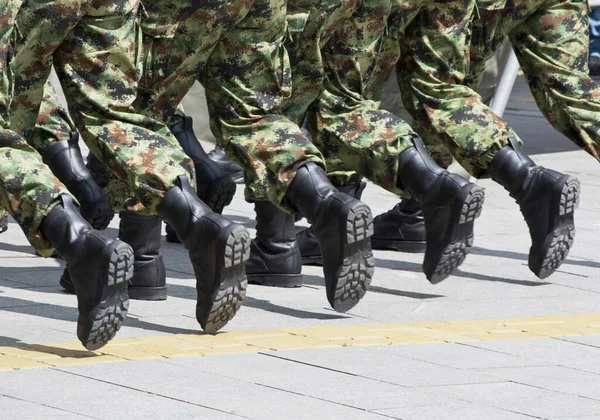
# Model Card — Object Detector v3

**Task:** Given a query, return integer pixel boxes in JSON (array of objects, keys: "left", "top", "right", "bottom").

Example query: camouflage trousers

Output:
[
  {"left": 467, "top": 0, "right": 600, "bottom": 163},
  {"left": 135, "top": 0, "right": 325, "bottom": 213},
  {"left": 284, "top": 0, "right": 415, "bottom": 196},
  {"left": 1, "top": 0, "right": 72, "bottom": 256},
  {"left": 11, "top": 0, "right": 194, "bottom": 214}
]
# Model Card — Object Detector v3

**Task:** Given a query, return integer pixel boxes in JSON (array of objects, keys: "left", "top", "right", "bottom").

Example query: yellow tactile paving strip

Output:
[{"left": 1, "top": 313, "right": 600, "bottom": 371}]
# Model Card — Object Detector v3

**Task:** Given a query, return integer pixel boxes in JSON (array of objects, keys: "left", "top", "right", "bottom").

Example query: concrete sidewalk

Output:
[{"left": 1, "top": 76, "right": 600, "bottom": 420}]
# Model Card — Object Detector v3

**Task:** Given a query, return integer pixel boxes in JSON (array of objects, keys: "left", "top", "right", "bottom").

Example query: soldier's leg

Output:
[
  {"left": 398, "top": 0, "right": 580, "bottom": 279},
  {"left": 203, "top": 0, "right": 374, "bottom": 312},
  {"left": 510, "top": 0, "right": 600, "bottom": 162},
  {"left": 0, "top": 208, "right": 7, "bottom": 234},
  {"left": 31, "top": 81, "right": 115, "bottom": 229},
  {"left": 13, "top": 0, "right": 251, "bottom": 332},
  {"left": 135, "top": 2, "right": 237, "bottom": 216}
]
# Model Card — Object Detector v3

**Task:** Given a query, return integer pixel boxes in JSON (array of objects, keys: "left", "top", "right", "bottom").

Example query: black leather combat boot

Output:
[
  {"left": 170, "top": 115, "right": 236, "bottom": 214},
  {"left": 297, "top": 181, "right": 367, "bottom": 266},
  {"left": 60, "top": 212, "right": 167, "bottom": 301},
  {"left": 166, "top": 117, "right": 238, "bottom": 243},
  {"left": 208, "top": 145, "right": 244, "bottom": 184},
  {"left": 40, "top": 195, "right": 133, "bottom": 350},
  {"left": 397, "top": 138, "right": 485, "bottom": 284},
  {"left": 487, "top": 138, "right": 580, "bottom": 279},
  {"left": 246, "top": 201, "right": 302, "bottom": 287},
  {"left": 286, "top": 163, "right": 374, "bottom": 312},
  {"left": 371, "top": 197, "right": 426, "bottom": 252},
  {"left": 42, "top": 133, "right": 114, "bottom": 229},
  {"left": 158, "top": 176, "right": 250, "bottom": 333}
]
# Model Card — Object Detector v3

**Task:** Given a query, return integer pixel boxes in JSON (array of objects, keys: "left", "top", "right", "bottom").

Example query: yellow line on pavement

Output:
[{"left": 1, "top": 312, "right": 600, "bottom": 371}]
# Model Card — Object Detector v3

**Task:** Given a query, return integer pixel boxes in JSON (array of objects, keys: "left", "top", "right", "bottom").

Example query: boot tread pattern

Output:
[
  {"left": 205, "top": 178, "right": 236, "bottom": 215},
  {"left": 334, "top": 203, "right": 374, "bottom": 313},
  {"left": 204, "top": 228, "right": 250, "bottom": 333},
  {"left": 334, "top": 250, "right": 374, "bottom": 313},
  {"left": 428, "top": 187, "right": 484, "bottom": 284},
  {"left": 559, "top": 177, "right": 580, "bottom": 216},
  {"left": 87, "top": 206, "right": 115, "bottom": 231},
  {"left": 346, "top": 203, "right": 374, "bottom": 244},
  {"left": 534, "top": 176, "right": 580, "bottom": 279},
  {"left": 83, "top": 245, "right": 133, "bottom": 350}
]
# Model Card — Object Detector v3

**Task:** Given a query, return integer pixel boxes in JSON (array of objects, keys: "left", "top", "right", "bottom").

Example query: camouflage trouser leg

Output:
[
  {"left": 396, "top": 0, "right": 522, "bottom": 178},
  {"left": 12, "top": 0, "right": 194, "bottom": 214},
  {"left": 27, "top": 80, "right": 76, "bottom": 153},
  {"left": 1, "top": 2, "right": 72, "bottom": 256},
  {"left": 508, "top": 0, "right": 600, "bottom": 162},
  {"left": 201, "top": 0, "right": 325, "bottom": 213}
]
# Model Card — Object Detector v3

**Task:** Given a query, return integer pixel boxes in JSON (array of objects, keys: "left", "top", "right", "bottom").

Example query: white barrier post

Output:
[{"left": 490, "top": 48, "right": 519, "bottom": 118}]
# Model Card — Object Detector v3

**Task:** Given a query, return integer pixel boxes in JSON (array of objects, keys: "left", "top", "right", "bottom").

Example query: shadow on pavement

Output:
[{"left": 471, "top": 246, "right": 600, "bottom": 270}]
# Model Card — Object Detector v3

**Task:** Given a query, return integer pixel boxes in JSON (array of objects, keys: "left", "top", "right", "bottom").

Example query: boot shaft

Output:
[
  {"left": 41, "top": 134, "right": 94, "bottom": 190},
  {"left": 39, "top": 195, "right": 91, "bottom": 260},
  {"left": 287, "top": 162, "right": 338, "bottom": 223},
  {"left": 396, "top": 137, "right": 446, "bottom": 202},
  {"left": 487, "top": 138, "right": 537, "bottom": 200},
  {"left": 337, "top": 181, "right": 367, "bottom": 200},
  {"left": 118, "top": 211, "right": 162, "bottom": 258},
  {"left": 169, "top": 115, "right": 210, "bottom": 163},
  {"left": 254, "top": 201, "right": 296, "bottom": 244}
]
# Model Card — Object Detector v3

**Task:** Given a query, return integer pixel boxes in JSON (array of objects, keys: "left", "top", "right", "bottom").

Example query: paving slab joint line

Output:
[{"left": 1, "top": 313, "right": 600, "bottom": 371}]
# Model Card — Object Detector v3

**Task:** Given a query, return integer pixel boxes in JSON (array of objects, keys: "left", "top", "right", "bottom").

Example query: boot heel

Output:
[
  {"left": 330, "top": 197, "right": 374, "bottom": 313},
  {"left": 426, "top": 183, "right": 485, "bottom": 285},
  {"left": 78, "top": 243, "right": 133, "bottom": 350},
  {"left": 204, "top": 176, "right": 236, "bottom": 214},
  {"left": 533, "top": 175, "right": 580, "bottom": 279},
  {"left": 201, "top": 225, "right": 250, "bottom": 334},
  {"left": 87, "top": 206, "right": 115, "bottom": 230}
]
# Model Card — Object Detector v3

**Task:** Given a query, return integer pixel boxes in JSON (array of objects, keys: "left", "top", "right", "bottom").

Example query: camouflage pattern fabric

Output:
[
  {"left": 0, "top": 0, "right": 73, "bottom": 256},
  {"left": 287, "top": 0, "right": 415, "bottom": 196},
  {"left": 28, "top": 80, "right": 77, "bottom": 153},
  {"left": 11, "top": 0, "right": 194, "bottom": 214},
  {"left": 135, "top": 0, "right": 325, "bottom": 213},
  {"left": 467, "top": 0, "right": 600, "bottom": 163}
]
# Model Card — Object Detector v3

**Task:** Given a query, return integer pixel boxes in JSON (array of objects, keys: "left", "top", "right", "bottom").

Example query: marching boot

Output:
[
  {"left": 61, "top": 212, "right": 168, "bottom": 301},
  {"left": 286, "top": 163, "right": 374, "bottom": 312},
  {"left": 158, "top": 176, "right": 250, "bottom": 333},
  {"left": 170, "top": 116, "right": 236, "bottom": 214},
  {"left": 487, "top": 138, "right": 580, "bottom": 279},
  {"left": 297, "top": 181, "right": 367, "bottom": 266},
  {"left": 397, "top": 138, "right": 485, "bottom": 284},
  {"left": 208, "top": 145, "right": 245, "bottom": 184},
  {"left": 40, "top": 195, "right": 133, "bottom": 350},
  {"left": 371, "top": 197, "right": 426, "bottom": 252},
  {"left": 42, "top": 133, "right": 114, "bottom": 230},
  {"left": 119, "top": 212, "right": 166, "bottom": 300},
  {"left": 246, "top": 201, "right": 303, "bottom": 288}
]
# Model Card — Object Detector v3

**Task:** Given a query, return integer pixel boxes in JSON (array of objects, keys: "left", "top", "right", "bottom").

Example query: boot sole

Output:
[
  {"left": 301, "top": 255, "right": 323, "bottom": 266},
  {"left": 248, "top": 273, "right": 303, "bottom": 288},
  {"left": 199, "top": 226, "right": 251, "bottom": 334},
  {"left": 326, "top": 199, "right": 374, "bottom": 313},
  {"left": 78, "top": 243, "right": 133, "bottom": 351},
  {"left": 128, "top": 286, "right": 168, "bottom": 301},
  {"left": 62, "top": 275, "right": 167, "bottom": 301},
  {"left": 371, "top": 238, "right": 426, "bottom": 253},
  {"left": 427, "top": 186, "right": 485, "bottom": 285},
  {"left": 203, "top": 177, "right": 236, "bottom": 215},
  {"left": 531, "top": 176, "right": 580, "bottom": 279},
  {"left": 85, "top": 206, "right": 115, "bottom": 231}
]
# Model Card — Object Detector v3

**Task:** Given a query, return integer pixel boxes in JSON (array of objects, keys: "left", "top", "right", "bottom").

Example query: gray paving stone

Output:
[
  {"left": 57, "top": 359, "right": 390, "bottom": 420},
  {"left": 360, "top": 342, "right": 549, "bottom": 370},
  {"left": 0, "top": 395, "right": 76, "bottom": 419},
  {"left": 430, "top": 382, "right": 600, "bottom": 418},
  {"left": 468, "top": 338, "right": 600, "bottom": 375},
  {"left": 374, "top": 402, "right": 537, "bottom": 420},
  {"left": 247, "top": 347, "right": 502, "bottom": 388},
  {"left": 476, "top": 366, "right": 600, "bottom": 401}
]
